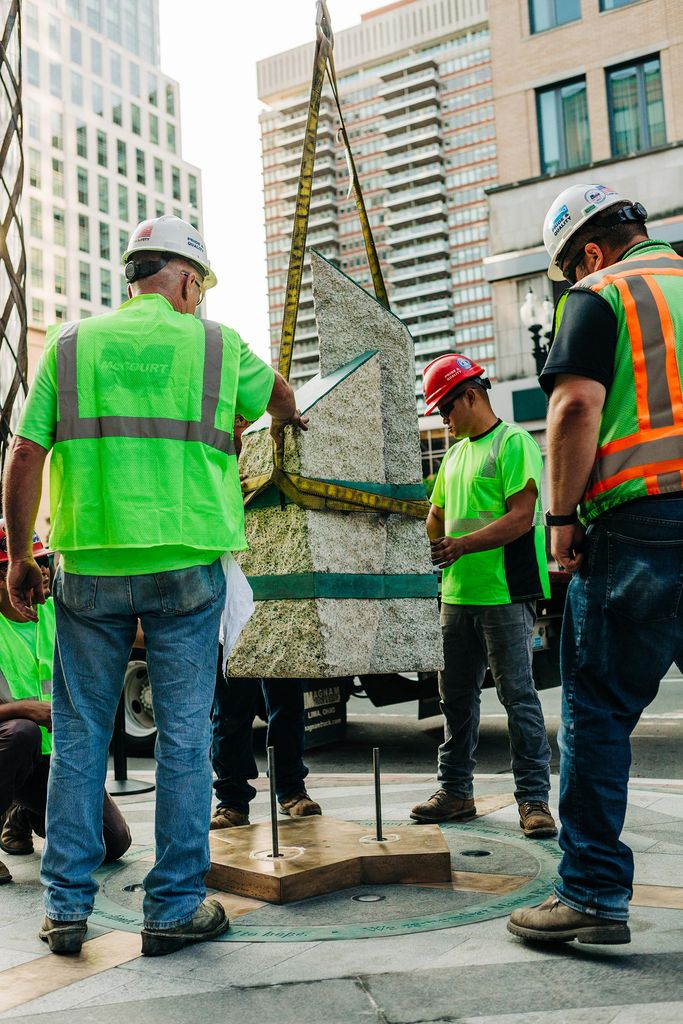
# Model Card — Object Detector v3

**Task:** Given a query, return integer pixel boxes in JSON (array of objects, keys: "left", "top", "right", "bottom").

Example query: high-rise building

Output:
[
  {"left": 257, "top": 0, "right": 494, "bottom": 475},
  {"left": 22, "top": 0, "right": 203, "bottom": 331}
]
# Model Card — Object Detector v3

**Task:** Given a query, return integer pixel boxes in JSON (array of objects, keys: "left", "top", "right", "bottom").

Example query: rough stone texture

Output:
[{"left": 230, "top": 253, "right": 442, "bottom": 678}]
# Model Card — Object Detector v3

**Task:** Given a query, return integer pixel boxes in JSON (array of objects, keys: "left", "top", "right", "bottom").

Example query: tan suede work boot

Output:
[
  {"left": 141, "top": 899, "right": 229, "bottom": 957},
  {"left": 210, "top": 806, "right": 249, "bottom": 829},
  {"left": 279, "top": 791, "right": 322, "bottom": 817},
  {"left": 518, "top": 801, "right": 557, "bottom": 838},
  {"left": 508, "top": 895, "right": 631, "bottom": 944},
  {"left": 0, "top": 803, "right": 34, "bottom": 855},
  {"left": 39, "top": 917, "right": 88, "bottom": 954},
  {"left": 0, "top": 859, "right": 11, "bottom": 885},
  {"left": 410, "top": 789, "right": 476, "bottom": 823}
]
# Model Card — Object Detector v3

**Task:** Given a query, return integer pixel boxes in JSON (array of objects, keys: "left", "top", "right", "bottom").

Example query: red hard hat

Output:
[
  {"left": 422, "top": 354, "right": 486, "bottom": 415},
  {"left": 0, "top": 518, "right": 51, "bottom": 565}
]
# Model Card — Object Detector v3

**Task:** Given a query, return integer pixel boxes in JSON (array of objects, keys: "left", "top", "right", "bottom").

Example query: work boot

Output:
[
  {"left": 39, "top": 917, "right": 88, "bottom": 954},
  {"left": 141, "top": 899, "right": 229, "bottom": 957},
  {"left": 410, "top": 789, "right": 476, "bottom": 823},
  {"left": 508, "top": 895, "right": 631, "bottom": 945},
  {"left": 210, "top": 805, "right": 249, "bottom": 829},
  {"left": 0, "top": 859, "right": 11, "bottom": 885},
  {"left": 518, "top": 801, "right": 557, "bottom": 839},
  {"left": 279, "top": 790, "right": 322, "bottom": 817},
  {"left": 0, "top": 803, "right": 34, "bottom": 855}
]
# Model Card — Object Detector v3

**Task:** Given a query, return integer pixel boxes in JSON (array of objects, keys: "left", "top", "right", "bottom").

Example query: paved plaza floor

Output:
[{"left": 0, "top": 772, "right": 682, "bottom": 1023}]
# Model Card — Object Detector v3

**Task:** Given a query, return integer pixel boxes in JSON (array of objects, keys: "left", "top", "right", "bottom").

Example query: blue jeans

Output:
[
  {"left": 437, "top": 601, "right": 551, "bottom": 803},
  {"left": 42, "top": 560, "right": 225, "bottom": 928},
  {"left": 556, "top": 495, "right": 683, "bottom": 921},
  {"left": 211, "top": 675, "right": 308, "bottom": 811}
]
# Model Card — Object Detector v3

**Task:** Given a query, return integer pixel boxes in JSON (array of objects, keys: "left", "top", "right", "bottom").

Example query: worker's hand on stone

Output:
[
  {"left": 551, "top": 523, "right": 585, "bottom": 574},
  {"left": 430, "top": 535, "right": 467, "bottom": 568},
  {"left": 269, "top": 410, "right": 310, "bottom": 444},
  {"left": 20, "top": 699, "right": 52, "bottom": 731},
  {"left": 7, "top": 557, "right": 46, "bottom": 622}
]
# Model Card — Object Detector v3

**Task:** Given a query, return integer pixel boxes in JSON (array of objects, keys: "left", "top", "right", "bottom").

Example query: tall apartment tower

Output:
[
  {"left": 257, "top": 0, "right": 494, "bottom": 473},
  {"left": 22, "top": 0, "right": 203, "bottom": 331}
]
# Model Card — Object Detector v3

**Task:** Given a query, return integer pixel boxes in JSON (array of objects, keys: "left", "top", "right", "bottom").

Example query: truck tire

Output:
[{"left": 123, "top": 656, "right": 157, "bottom": 756}]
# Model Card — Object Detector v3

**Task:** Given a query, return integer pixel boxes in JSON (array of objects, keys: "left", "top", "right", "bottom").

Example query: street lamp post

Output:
[{"left": 519, "top": 290, "right": 554, "bottom": 376}]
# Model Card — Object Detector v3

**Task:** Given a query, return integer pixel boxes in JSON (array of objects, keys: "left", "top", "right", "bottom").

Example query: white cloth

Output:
[{"left": 219, "top": 553, "right": 254, "bottom": 672}]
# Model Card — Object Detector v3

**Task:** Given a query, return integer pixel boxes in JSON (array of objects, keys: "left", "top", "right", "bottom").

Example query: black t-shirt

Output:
[{"left": 539, "top": 289, "right": 618, "bottom": 396}]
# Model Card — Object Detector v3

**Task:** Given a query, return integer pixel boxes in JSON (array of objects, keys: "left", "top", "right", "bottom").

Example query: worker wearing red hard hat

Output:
[
  {"left": 410, "top": 354, "right": 555, "bottom": 840},
  {"left": 0, "top": 520, "right": 130, "bottom": 887}
]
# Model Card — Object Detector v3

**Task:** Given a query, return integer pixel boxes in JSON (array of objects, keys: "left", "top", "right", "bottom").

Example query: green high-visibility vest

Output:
[
  {"left": 49, "top": 296, "right": 244, "bottom": 555},
  {"left": 555, "top": 241, "right": 683, "bottom": 522},
  {"left": 0, "top": 599, "right": 54, "bottom": 755}
]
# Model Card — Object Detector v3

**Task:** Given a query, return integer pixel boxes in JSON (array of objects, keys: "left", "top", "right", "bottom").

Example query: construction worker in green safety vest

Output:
[
  {"left": 2, "top": 215, "right": 308, "bottom": 956},
  {"left": 508, "top": 184, "right": 683, "bottom": 947},
  {"left": 0, "top": 521, "right": 130, "bottom": 887}
]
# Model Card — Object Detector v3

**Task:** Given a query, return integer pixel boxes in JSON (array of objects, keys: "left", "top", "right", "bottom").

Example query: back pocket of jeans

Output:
[
  {"left": 57, "top": 570, "right": 97, "bottom": 611},
  {"left": 156, "top": 561, "right": 220, "bottom": 615},
  {"left": 605, "top": 531, "right": 683, "bottom": 623}
]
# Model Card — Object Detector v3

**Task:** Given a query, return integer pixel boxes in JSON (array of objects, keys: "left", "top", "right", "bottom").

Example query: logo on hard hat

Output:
[
  {"left": 456, "top": 357, "right": 472, "bottom": 369},
  {"left": 132, "top": 222, "right": 154, "bottom": 241},
  {"left": 584, "top": 185, "right": 616, "bottom": 205},
  {"left": 186, "top": 236, "right": 205, "bottom": 254},
  {"left": 551, "top": 204, "right": 571, "bottom": 236}
]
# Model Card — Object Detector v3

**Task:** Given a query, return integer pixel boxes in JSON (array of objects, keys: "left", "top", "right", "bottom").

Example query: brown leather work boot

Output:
[
  {"left": 210, "top": 806, "right": 249, "bottom": 830},
  {"left": 141, "top": 899, "right": 229, "bottom": 957},
  {"left": 279, "top": 791, "right": 322, "bottom": 818},
  {"left": 39, "top": 917, "right": 88, "bottom": 954},
  {"left": 0, "top": 859, "right": 11, "bottom": 885},
  {"left": 518, "top": 801, "right": 557, "bottom": 838},
  {"left": 410, "top": 789, "right": 476, "bottom": 823},
  {"left": 508, "top": 895, "right": 630, "bottom": 945},
  {"left": 0, "top": 803, "right": 34, "bottom": 855}
]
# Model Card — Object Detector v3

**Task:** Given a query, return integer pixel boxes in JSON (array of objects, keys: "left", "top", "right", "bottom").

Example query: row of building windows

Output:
[
  {"left": 29, "top": 197, "right": 198, "bottom": 248},
  {"left": 25, "top": 0, "right": 159, "bottom": 67},
  {"left": 538, "top": 54, "right": 665, "bottom": 174},
  {"left": 529, "top": 0, "right": 640, "bottom": 35}
]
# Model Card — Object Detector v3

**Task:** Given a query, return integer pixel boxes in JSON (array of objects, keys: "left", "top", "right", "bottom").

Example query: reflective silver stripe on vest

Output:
[
  {"left": 623, "top": 276, "right": 674, "bottom": 429},
  {"left": 0, "top": 669, "right": 11, "bottom": 704},
  {"left": 55, "top": 320, "right": 236, "bottom": 455},
  {"left": 580, "top": 255, "right": 683, "bottom": 290},
  {"left": 41, "top": 677, "right": 52, "bottom": 696},
  {"left": 446, "top": 512, "right": 499, "bottom": 533},
  {"left": 478, "top": 424, "right": 510, "bottom": 478},
  {"left": 594, "top": 432, "right": 683, "bottom": 484}
]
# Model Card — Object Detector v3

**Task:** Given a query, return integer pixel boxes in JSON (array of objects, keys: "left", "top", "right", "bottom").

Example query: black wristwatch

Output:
[{"left": 545, "top": 510, "right": 578, "bottom": 526}]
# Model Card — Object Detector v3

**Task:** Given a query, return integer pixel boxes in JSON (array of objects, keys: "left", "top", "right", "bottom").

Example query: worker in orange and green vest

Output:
[
  {"left": 0, "top": 522, "right": 130, "bottom": 887},
  {"left": 509, "top": 185, "right": 683, "bottom": 946}
]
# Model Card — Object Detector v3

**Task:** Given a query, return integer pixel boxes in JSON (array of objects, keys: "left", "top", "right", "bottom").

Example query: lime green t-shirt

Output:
[
  {"left": 17, "top": 295, "right": 275, "bottom": 576},
  {"left": 431, "top": 420, "right": 550, "bottom": 606}
]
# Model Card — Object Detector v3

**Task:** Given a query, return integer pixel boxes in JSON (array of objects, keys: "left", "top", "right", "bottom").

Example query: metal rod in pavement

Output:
[
  {"left": 268, "top": 745, "right": 280, "bottom": 858},
  {"left": 373, "top": 746, "right": 385, "bottom": 841}
]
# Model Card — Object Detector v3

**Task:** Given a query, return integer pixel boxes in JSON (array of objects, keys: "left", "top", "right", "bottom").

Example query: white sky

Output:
[{"left": 159, "top": 0, "right": 387, "bottom": 360}]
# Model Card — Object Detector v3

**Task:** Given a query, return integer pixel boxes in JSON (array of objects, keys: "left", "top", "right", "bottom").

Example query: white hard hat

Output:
[
  {"left": 543, "top": 183, "right": 630, "bottom": 281},
  {"left": 121, "top": 215, "right": 217, "bottom": 290}
]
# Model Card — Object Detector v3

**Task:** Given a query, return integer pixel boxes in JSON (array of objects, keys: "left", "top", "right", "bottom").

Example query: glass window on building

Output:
[
  {"left": 51, "top": 112, "right": 64, "bottom": 150},
  {"left": 99, "top": 221, "right": 110, "bottom": 260},
  {"left": 27, "top": 49, "right": 40, "bottom": 87},
  {"left": 118, "top": 184, "right": 129, "bottom": 221},
  {"left": 188, "top": 174, "right": 198, "bottom": 208},
  {"left": 29, "top": 198, "right": 42, "bottom": 238},
  {"left": 27, "top": 101, "right": 40, "bottom": 142},
  {"left": 171, "top": 167, "right": 181, "bottom": 201},
  {"left": 31, "top": 298, "right": 44, "bottom": 324},
  {"left": 76, "top": 122, "right": 87, "bottom": 158},
  {"left": 25, "top": 3, "right": 39, "bottom": 41},
  {"left": 117, "top": 140, "right": 127, "bottom": 176},
  {"left": 189, "top": 214, "right": 199, "bottom": 230},
  {"left": 91, "top": 37, "right": 102, "bottom": 76},
  {"left": 119, "top": 229, "right": 128, "bottom": 256},
  {"left": 165, "top": 84, "right": 175, "bottom": 116},
  {"left": 97, "top": 130, "right": 108, "bottom": 168},
  {"left": 30, "top": 248, "right": 43, "bottom": 289},
  {"left": 55, "top": 305, "right": 67, "bottom": 322},
  {"left": 131, "top": 104, "right": 142, "bottom": 135},
  {"left": 85, "top": 0, "right": 101, "bottom": 30},
  {"left": 28, "top": 149, "right": 41, "bottom": 189},
  {"left": 153, "top": 158, "right": 163, "bottom": 192},
  {"left": 52, "top": 158, "right": 64, "bottom": 198},
  {"left": 537, "top": 77, "right": 590, "bottom": 174},
  {"left": 137, "top": 193, "right": 147, "bottom": 221},
  {"left": 148, "top": 73, "right": 158, "bottom": 106},
  {"left": 49, "top": 63, "right": 62, "bottom": 99},
  {"left": 136, "top": 149, "right": 146, "bottom": 185},
  {"left": 111, "top": 51, "right": 122, "bottom": 87},
  {"left": 150, "top": 113, "right": 159, "bottom": 145},
  {"left": 112, "top": 96, "right": 123, "bottom": 127},
  {"left": 54, "top": 255, "right": 67, "bottom": 295},
  {"left": 607, "top": 56, "right": 666, "bottom": 156},
  {"left": 77, "top": 167, "right": 89, "bottom": 205},
  {"left": 48, "top": 17, "right": 61, "bottom": 52},
  {"left": 98, "top": 175, "right": 109, "bottom": 213},
  {"left": 71, "top": 71, "right": 83, "bottom": 106},
  {"left": 92, "top": 83, "right": 104, "bottom": 117},
  {"left": 70, "top": 26, "right": 81, "bottom": 63},
  {"left": 78, "top": 214, "right": 90, "bottom": 252},
  {"left": 600, "top": 0, "right": 639, "bottom": 9},
  {"left": 53, "top": 208, "right": 66, "bottom": 246},
  {"left": 130, "top": 62, "right": 140, "bottom": 97},
  {"left": 79, "top": 261, "right": 91, "bottom": 301},
  {"left": 167, "top": 123, "right": 176, "bottom": 153},
  {"left": 120, "top": 278, "right": 129, "bottom": 304},
  {"left": 101, "top": 268, "right": 112, "bottom": 307},
  {"left": 155, "top": 200, "right": 165, "bottom": 217},
  {"left": 529, "top": 0, "right": 580, "bottom": 33}
]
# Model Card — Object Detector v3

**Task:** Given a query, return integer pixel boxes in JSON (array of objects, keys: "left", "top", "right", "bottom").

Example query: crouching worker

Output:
[
  {"left": 410, "top": 355, "right": 556, "bottom": 839},
  {"left": 0, "top": 522, "right": 131, "bottom": 886}
]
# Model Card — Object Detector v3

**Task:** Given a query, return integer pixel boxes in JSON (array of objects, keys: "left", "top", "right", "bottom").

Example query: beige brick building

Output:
[{"left": 485, "top": 0, "right": 683, "bottom": 396}]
